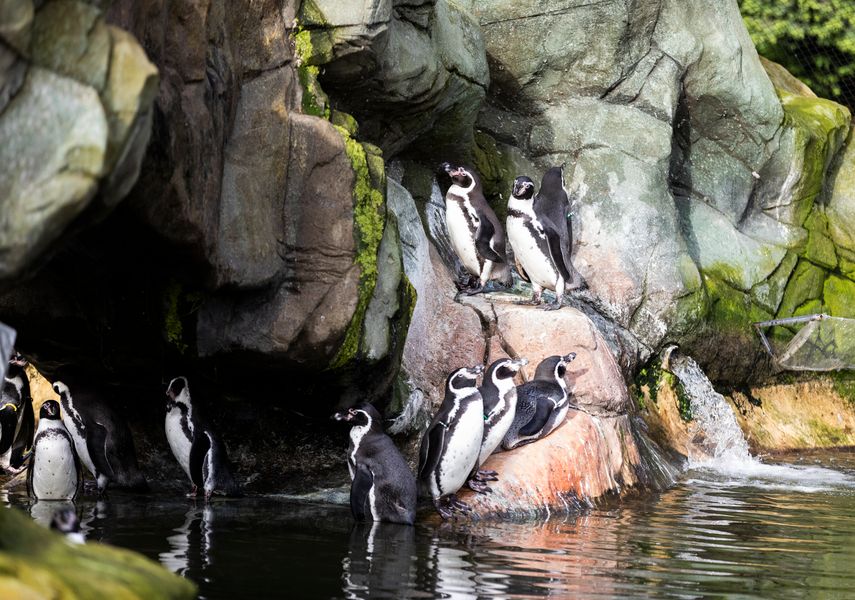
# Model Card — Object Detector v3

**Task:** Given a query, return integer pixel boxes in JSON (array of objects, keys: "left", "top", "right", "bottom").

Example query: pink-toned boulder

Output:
[{"left": 452, "top": 297, "right": 652, "bottom": 517}]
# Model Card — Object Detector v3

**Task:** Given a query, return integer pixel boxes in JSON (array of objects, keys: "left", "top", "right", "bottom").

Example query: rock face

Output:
[{"left": 0, "top": 0, "right": 158, "bottom": 285}]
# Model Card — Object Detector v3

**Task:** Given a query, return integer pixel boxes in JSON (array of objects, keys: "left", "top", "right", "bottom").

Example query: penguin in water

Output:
[
  {"left": 418, "top": 364, "right": 485, "bottom": 519},
  {"left": 507, "top": 166, "right": 580, "bottom": 309},
  {"left": 27, "top": 400, "right": 82, "bottom": 501},
  {"left": 52, "top": 381, "right": 148, "bottom": 495},
  {"left": 332, "top": 403, "right": 417, "bottom": 525},
  {"left": 502, "top": 353, "right": 578, "bottom": 450},
  {"left": 165, "top": 376, "right": 241, "bottom": 500},
  {"left": 0, "top": 352, "right": 35, "bottom": 473},
  {"left": 468, "top": 357, "right": 528, "bottom": 491},
  {"left": 442, "top": 163, "right": 512, "bottom": 294}
]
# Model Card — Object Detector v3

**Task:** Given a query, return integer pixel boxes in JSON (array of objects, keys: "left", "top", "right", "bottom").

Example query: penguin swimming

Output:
[
  {"left": 442, "top": 163, "right": 512, "bottom": 294},
  {"left": 418, "top": 364, "right": 485, "bottom": 519},
  {"left": 507, "top": 166, "right": 579, "bottom": 309},
  {"left": 469, "top": 357, "right": 528, "bottom": 490},
  {"left": 502, "top": 353, "right": 577, "bottom": 450},
  {"left": 332, "top": 403, "right": 417, "bottom": 525},
  {"left": 27, "top": 400, "right": 82, "bottom": 501},
  {"left": 0, "top": 352, "right": 34, "bottom": 473},
  {"left": 52, "top": 381, "right": 148, "bottom": 495},
  {"left": 165, "top": 376, "right": 241, "bottom": 500}
]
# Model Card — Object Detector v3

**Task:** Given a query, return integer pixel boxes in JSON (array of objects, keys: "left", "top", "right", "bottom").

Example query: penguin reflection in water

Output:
[
  {"left": 503, "top": 353, "right": 578, "bottom": 450},
  {"left": 332, "top": 403, "right": 417, "bottom": 525},
  {"left": 27, "top": 400, "right": 82, "bottom": 501},
  {"left": 52, "top": 381, "right": 148, "bottom": 496},
  {"left": 165, "top": 377, "right": 241, "bottom": 501},
  {"left": 507, "top": 165, "right": 581, "bottom": 309},
  {"left": 418, "top": 365, "right": 485, "bottom": 519},
  {"left": 442, "top": 163, "right": 512, "bottom": 294}
]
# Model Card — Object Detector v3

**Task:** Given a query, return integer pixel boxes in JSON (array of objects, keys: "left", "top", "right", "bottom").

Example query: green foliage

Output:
[
  {"left": 163, "top": 281, "right": 204, "bottom": 355},
  {"left": 739, "top": 0, "right": 855, "bottom": 105}
]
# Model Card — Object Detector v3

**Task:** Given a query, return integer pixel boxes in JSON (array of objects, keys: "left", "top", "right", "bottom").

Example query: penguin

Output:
[
  {"left": 332, "top": 403, "right": 417, "bottom": 525},
  {"left": 418, "top": 364, "right": 485, "bottom": 519},
  {"left": 52, "top": 380, "right": 148, "bottom": 495},
  {"left": 50, "top": 506, "right": 86, "bottom": 544},
  {"left": 507, "top": 166, "right": 579, "bottom": 309},
  {"left": 27, "top": 400, "right": 83, "bottom": 501},
  {"left": 0, "top": 352, "right": 35, "bottom": 473},
  {"left": 502, "top": 353, "right": 578, "bottom": 450},
  {"left": 468, "top": 356, "right": 528, "bottom": 491},
  {"left": 165, "top": 376, "right": 241, "bottom": 500},
  {"left": 442, "top": 163, "right": 512, "bottom": 294}
]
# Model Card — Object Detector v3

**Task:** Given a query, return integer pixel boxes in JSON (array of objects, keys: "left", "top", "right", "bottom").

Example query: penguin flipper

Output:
[
  {"left": 86, "top": 423, "right": 115, "bottom": 480},
  {"left": 10, "top": 400, "right": 34, "bottom": 470},
  {"left": 417, "top": 422, "right": 446, "bottom": 483},
  {"left": 475, "top": 219, "right": 505, "bottom": 263},
  {"left": 518, "top": 398, "right": 552, "bottom": 438},
  {"left": 0, "top": 407, "right": 17, "bottom": 455},
  {"left": 350, "top": 463, "right": 374, "bottom": 521},
  {"left": 189, "top": 433, "right": 212, "bottom": 489},
  {"left": 73, "top": 439, "right": 83, "bottom": 501},
  {"left": 540, "top": 216, "right": 572, "bottom": 284},
  {"left": 25, "top": 449, "right": 34, "bottom": 497}
]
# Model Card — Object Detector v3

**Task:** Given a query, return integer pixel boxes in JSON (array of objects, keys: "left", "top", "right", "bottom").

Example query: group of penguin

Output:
[
  {"left": 442, "top": 162, "right": 582, "bottom": 309},
  {"left": 335, "top": 352, "right": 577, "bottom": 523},
  {"left": 0, "top": 357, "right": 239, "bottom": 503}
]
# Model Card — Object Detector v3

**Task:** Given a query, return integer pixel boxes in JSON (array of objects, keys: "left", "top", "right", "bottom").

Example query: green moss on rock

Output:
[
  {"left": 803, "top": 209, "right": 838, "bottom": 270},
  {"left": 0, "top": 507, "right": 196, "bottom": 599},
  {"left": 823, "top": 274, "right": 855, "bottom": 318},
  {"left": 330, "top": 125, "right": 386, "bottom": 369},
  {"left": 704, "top": 274, "right": 772, "bottom": 332},
  {"left": 777, "top": 259, "right": 827, "bottom": 318}
]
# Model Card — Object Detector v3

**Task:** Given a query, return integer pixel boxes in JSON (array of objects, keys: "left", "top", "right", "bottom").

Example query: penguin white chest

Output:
[
  {"left": 437, "top": 402, "right": 483, "bottom": 495},
  {"left": 446, "top": 201, "right": 481, "bottom": 276},
  {"left": 165, "top": 408, "right": 193, "bottom": 480},
  {"left": 507, "top": 215, "right": 559, "bottom": 290},
  {"left": 479, "top": 393, "right": 516, "bottom": 464},
  {"left": 31, "top": 428, "right": 78, "bottom": 500}
]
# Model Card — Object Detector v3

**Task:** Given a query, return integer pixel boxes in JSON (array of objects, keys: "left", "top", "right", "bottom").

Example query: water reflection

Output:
[
  {"left": 29, "top": 498, "right": 77, "bottom": 529},
  {"left": 159, "top": 504, "right": 213, "bottom": 578},
  {"left": 343, "top": 522, "right": 416, "bottom": 599}
]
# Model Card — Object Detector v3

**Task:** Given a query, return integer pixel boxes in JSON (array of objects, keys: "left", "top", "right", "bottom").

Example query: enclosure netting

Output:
[{"left": 755, "top": 314, "right": 855, "bottom": 371}]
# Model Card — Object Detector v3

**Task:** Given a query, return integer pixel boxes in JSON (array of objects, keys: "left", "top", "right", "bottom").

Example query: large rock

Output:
[
  {"left": 0, "top": 0, "right": 157, "bottom": 285},
  {"left": 457, "top": 0, "right": 852, "bottom": 382}
]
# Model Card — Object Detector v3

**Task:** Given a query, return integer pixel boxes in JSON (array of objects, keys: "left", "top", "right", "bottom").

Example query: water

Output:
[
  {"left": 5, "top": 449, "right": 855, "bottom": 599},
  {"left": 8, "top": 356, "right": 855, "bottom": 599}
]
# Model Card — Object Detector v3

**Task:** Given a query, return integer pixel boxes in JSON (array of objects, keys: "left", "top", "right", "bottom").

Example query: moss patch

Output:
[
  {"left": 823, "top": 274, "right": 855, "bottom": 318},
  {"left": 162, "top": 281, "right": 204, "bottom": 355},
  {"left": 777, "top": 259, "right": 827, "bottom": 318},
  {"left": 803, "top": 209, "right": 838, "bottom": 270},
  {"left": 0, "top": 507, "right": 195, "bottom": 599},
  {"left": 329, "top": 125, "right": 386, "bottom": 369}
]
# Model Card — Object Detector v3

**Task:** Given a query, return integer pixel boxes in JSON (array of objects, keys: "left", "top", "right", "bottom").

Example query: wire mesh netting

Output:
[{"left": 755, "top": 314, "right": 855, "bottom": 371}]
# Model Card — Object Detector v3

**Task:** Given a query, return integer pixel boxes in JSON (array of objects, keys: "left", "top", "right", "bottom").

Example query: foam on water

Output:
[{"left": 669, "top": 353, "right": 855, "bottom": 493}]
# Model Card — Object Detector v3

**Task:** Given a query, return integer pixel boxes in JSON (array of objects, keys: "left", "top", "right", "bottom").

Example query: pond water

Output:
[{"left": 6, "top": 449, "right": 855, "bottom": 599}]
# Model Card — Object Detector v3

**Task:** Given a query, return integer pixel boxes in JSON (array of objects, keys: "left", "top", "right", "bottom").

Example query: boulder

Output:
[{"left": 0, "top": 0, "right": 157, "bottom": 285}]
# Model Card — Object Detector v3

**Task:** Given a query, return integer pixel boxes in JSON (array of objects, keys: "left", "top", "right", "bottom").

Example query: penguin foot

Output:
[
  {"left": 542, "top": 298, "right": 562, "bottom": 311},
  {"left": 514, "top": 297, "right": 541, "bottom": 306},
  {"left": 475, "top": 469, "right": 499, "bottom": 482},
  {"left": 464, "top": 283, "right": 485, "bottom": 296},
  {"left": 186, "top": 485, "right": 198, "bottom": 498},
  {"left": 467, "top": 479, "right": 493, "bottom": 494},
  {"left": 447, "top": 494, "right": 473, "bottom": 515}
]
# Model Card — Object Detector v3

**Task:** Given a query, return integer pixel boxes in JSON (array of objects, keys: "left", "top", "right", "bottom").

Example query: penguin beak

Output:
[
  {"left": 331, "top": 409, "right": 354, "bottom": 422},
  {"left": 563, "top": 352, "right": 577, "bottom": 363},
  {"left": 472, "top": 365, "right": 485, "bottom": 375},
  {"left": 441, "top": 162, "right": 453, "bottom": 173}
]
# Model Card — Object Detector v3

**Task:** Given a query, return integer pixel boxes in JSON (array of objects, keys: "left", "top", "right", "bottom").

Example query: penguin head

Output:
[
  {"left": 50, "top": 506, "right": 81, "bottom": 535},
  {"left": 445, "top": 164, "right": 476, "bottom": 189},
  {"left": 40, "top": 399, "right": 61, "bottom": 420},
  {"left": 331, "top": 403, "right": 380, "bottom": 429},
  {"left": 8, "top": 352, "right": 27, "bottom": 368},
  {"left": 52, "top": 381, "right": 70, "bottom": 401},
  {"left": 487, "top": 357, "right": 528, "bottom": 386},
  {"left": 533, "top": 353, "right": 577, "bottom": 382},
  {"left": 166, "top": 377, "right": 190, "bottom": 406},
  {"left": 446, "top": 365, "right": 484, "bottom": 395},
  {"left": 512, "top": 176, "right": 535, "bottom": 200}
]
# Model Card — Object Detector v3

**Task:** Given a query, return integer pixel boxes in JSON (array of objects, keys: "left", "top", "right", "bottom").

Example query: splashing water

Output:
[{"left": 667, "top": 353, "right": 855, "bottom": 493}]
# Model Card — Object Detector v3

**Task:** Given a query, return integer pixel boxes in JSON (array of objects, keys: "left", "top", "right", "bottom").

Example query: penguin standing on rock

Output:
[
  {"left": 52, "top": 381, "right": 148, "bottom": 496},
  {"left": 507, "top": 166, "right": 580, "bottom": 309},
  {"left": 442, "top": 163, "right": 512, "bottom": 294},
  {"left": 332, "top": 403, "right": 417, "bottom": 525},
  {"left": 0, "top": 353, "right": 34, "bottom": 473},
  {"left": 502, "top": 353, "right": 578, "bottom": 450},
  {"left": 468, "top": 357, "right": 528, "bottom": 491},
  {"left": 418, "top": 365, "right": 485, "bottom": 519},
  {"left": 165, "top": 377, "right": 241, "bottom": 500},
  {"left": 27, "top": 400, "right": 82, "bottom": 501}
]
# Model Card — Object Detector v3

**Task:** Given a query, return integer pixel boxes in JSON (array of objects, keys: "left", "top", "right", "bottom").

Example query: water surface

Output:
[{"left": 7, "top": 449, "right": 855, "bottom": 599}]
